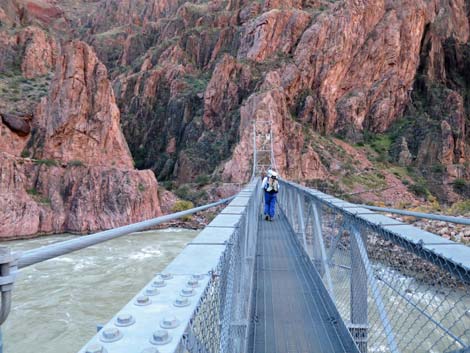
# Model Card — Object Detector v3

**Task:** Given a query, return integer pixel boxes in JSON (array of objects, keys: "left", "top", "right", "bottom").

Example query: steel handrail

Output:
[{"left": 17, "top": 196, "right": 235, "bottom": 269}]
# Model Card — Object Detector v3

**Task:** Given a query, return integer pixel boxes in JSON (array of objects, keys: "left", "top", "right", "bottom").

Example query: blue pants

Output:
[{"left": 264, "top": 192, "right": 277, "bottom": 218}]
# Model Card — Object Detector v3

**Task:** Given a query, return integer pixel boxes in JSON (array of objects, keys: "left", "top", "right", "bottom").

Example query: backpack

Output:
[{"left": 265, "top": 179, "right": 279, "bottom": 193}]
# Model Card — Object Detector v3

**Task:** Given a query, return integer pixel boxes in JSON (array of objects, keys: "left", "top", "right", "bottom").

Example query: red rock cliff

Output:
[{"left": 0, "top": 40, "right": 161, "bottom": 239}]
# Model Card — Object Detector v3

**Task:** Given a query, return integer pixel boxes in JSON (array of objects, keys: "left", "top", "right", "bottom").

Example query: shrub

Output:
[
  {"left": 431, "top": 164, "right": 445, "bottom": 173},
  {"left": 175, "top": 185, "right": 190, "bottom": 200},
  {"left": 449, "top": 200, "right": 470, "bottom": 215},
  {"left": 452, "top": 179, "right": 468, "bottom": 195},
  {"left": 33, "top": 159, "right": 58, "bottom": 167},
  {"left": 160, "top": 181, "right": 175, "bottom": 190},
  {"left": 195, "top": 174, "right": 210, "bottom": 186},
  {"left": 408, "top": 183, "right": 430, "bottom": 198},
  {"left": 172, "top": 200, "right": 194, "bottom": 221},
  {"left": 21, "top": 149, "right": 31, "bottom": 158},
  {"left": 26, "top": 188, "right": 39, "bottom": 196},
  {"left": 67, "top": 160, "right": 84, "bottom": 167}
]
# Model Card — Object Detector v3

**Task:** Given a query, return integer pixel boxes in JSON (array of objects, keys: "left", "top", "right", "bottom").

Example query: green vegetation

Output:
[
  {"left": 20, "top": 149, "right": 31, "bottom": 158},
  {"left": 26, "top": 188, "right": 51, "bottom": 205},
  {"left": 449, "top": 200, "right": 470, "bottom": 215},
  {"left": 160, "top": 180, "right": 175, "bottom": 190},
  {"left": 195, "top": 174, "right": 210, "bottom": 186},
  {"left": 26, "top": 188, "right": 39, "bottom": 196},
  {"left": 183, "top": 73, "right": 210, "bottom": 94},
  {"left": 138, "top": 183, "right": 146, "bottom": 192},
  {"left": 174, "top": 184, "right": 208, "bottom": 203},
  {"left": 172, "top": 200, "right": 195, "bottom": 221},
  {"left": 0, "top": 72, "right": 52, "bottom": 114},
  {"left": 175, "top": 185, "right": 191, "bottom": 200},
  {"left": 341, "top": 171, "right": 387, "bottom": 190},
  {"left": 407, "top": 182, "right": 431, "bottom": 199},
  {"left": 387, "top": 166, "right": 409, "bottom": 179},
  {"left": 362, "top": 132, "right": 392, "bottom": 164},
  {"left": 452, "top": 178, "right": 468, "bottom": 195},
  {"left": 67, "top": 160, "right": 84, "bottom": 167},
  {"left": 33, "top": 159, "right": 58, "bottom": 167},
  {"left": 431, "top": 164, "right": 445, "bottom": 174}
]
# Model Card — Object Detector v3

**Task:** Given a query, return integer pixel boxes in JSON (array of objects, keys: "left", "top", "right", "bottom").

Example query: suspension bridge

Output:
[{"left": 0, "top": 122, "right": 469, "bottom": 353}]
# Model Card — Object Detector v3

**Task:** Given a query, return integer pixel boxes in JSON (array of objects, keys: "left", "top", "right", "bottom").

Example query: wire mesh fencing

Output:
[
  {"left": 176, "top": 182, "right": 262, "bottom": 353},
  {"left": 278, "top": 180, "right": 470, "bottom": 353}
]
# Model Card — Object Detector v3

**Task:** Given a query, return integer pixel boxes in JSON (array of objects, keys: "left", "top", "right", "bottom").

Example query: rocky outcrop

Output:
[
  {"left": 203, "top": 54, "right": 252, "bottom": 130},
  {"left": 0, "top": 115, "right": 29, "bottom": 156},
  {"left": 1, "top": 113, "right": 31, "bottom": 136},
  {"left": 0, "top": 154, "right": 160, "bottom": 238},
  {"left": 238, "top": 9, "right": 311, "bottom": 62},
  {"left": 398, "top": 137, "right": 412, "bottom": 167},
  {"left": 223, "top": 89, "right": 327, "bottom": 182},
  {"left": 92, "top": 0, "right": 175, "bottom": 28},
  {"left": 219, "top": 0, "right": 470, "bottom": 191},
  {"left": 34, "top": 41, "right": 134, "bottom": 169},
  {"left": 0, "top": 40, "right": 162, "bottom": 238},
  {"left": 18, "top": 26, "right": 58, "bottom": 78}
]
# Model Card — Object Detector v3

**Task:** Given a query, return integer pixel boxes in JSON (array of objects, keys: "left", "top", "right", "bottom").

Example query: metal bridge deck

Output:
[{"left": 249, "top": 211, "right": 359, "bottom": 353}]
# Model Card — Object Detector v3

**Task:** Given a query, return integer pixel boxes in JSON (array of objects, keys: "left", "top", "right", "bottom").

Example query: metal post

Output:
[
  {"left": 269, "top": 122, "right": 277, "bottom": 171},
  {"left": 350, "top": 227, "right": 369, "bottom": 353},
  {"left": 351, "top": 229, "right": 400, "bottom": 353},
  {"left": 297, "top": 194, "right": 308, "bottom": 250},
  {"left": 252, "top": 122, "right": 257, "bottom": 179},
  {"left": 312, "top": 203, "right": 335, "bottom": 301},
  {"left": 0, "top": 247, "right": 17, "bottom": 353}
]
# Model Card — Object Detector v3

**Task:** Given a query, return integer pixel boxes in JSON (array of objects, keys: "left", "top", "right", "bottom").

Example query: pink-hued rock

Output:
[
  {"left": 0, "top": 121, "right": 29, "bottom": 157},
  {"left": 223, "top": 89, "right": 327, "bottom": 182},
  {"left": 18, "top": 26, "right": 58, "bottom": 78},
  {"left": 203, "top": 54, "right": 252, "bottom": 130},
  {"left": 35, "top": 40, "right": 134, "bottom": 169},
  {"left": 158, "top": 188, "right": 178, "bottom": 215},
  {"left": 23, "top": 0, "right": 64, "bottom": 24},
  {"left": 238, "top": 9, "right": 311, "bottom": 62},
  {"left": 0, "top": 153, "right": 161, "bottom": 238},
  {"left": 0, "top": 39, "right": 163, "bottom": 239},
  {"left": 1, "top": 113, "right": 31, "bottom": 136}
]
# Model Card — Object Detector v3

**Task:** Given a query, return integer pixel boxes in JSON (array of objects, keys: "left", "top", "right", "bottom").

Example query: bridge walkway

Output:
[{"left": 249, "top": 210, "right": 359, "bottom": 353}]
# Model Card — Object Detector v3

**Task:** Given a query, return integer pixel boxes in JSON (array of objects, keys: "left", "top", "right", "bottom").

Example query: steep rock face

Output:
[
  {"left": 90, "top": 0, "right": 182, "bottom": 32},
  {"left": 18, "top": 26, "right": 58, "bottom": 78},
  {"left": 203, "top": 54, "right": 252, "bottom": 130},
  {"left": 238, "top": 9, "right": 311, "bottom": 62},
  {"left": 0, "top": 40, "right": 162, "bottom": 238},
  {"left": 223, "top": 88, "right": 327, "bottom": 182},
  {"left": 33, "top": 41, "right": 134, "bottom": 169},
  {"left": 110, "top": 1, "right": 252, "bottom": 182},
  {"left": 0, "top": 114, "right": 30, "bottom": 156},
  {"left": 0, "top": 154, "right": 160, "bottom": 238},
  {"left": 221, "top": 0, "right": 470, "bottom": 191}
]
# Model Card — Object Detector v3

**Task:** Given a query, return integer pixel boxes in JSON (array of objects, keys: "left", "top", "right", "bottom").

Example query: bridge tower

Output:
[{"left": 252, "top": 120, "right": 277, "bottom": 178}]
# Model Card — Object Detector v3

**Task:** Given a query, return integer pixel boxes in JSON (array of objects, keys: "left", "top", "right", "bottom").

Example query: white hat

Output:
[
  {"left": 270, "top": 171, "right": 278, "bottom": 178},
  {"left": 267, "top": 169, "right": 273, "bottom": 177}
]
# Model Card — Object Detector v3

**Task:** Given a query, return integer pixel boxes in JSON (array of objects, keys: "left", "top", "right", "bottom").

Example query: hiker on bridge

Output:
[{"left": 262, "top": 170, "right": 279, "bottom": 221}]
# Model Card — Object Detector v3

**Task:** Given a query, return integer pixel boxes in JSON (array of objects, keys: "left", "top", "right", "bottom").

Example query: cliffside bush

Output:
[
  {"left": 172, "top": 200, "right": 194, "bottom": 221},
  {"left": 452, "top": 179, "right": 468, "bottom": 195}
]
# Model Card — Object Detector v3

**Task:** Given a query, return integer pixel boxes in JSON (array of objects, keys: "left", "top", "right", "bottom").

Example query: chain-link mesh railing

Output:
[
  {"left": 176, "top": 182, "right": 262, "bottom": 353},
  {"left": 278, "top": 180, "right": 470, "bottom": 353}
]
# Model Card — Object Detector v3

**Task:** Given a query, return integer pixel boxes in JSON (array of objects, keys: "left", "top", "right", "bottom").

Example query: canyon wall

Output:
[
  {"left": 1, "top": 0, "right": 470, "bottom": 238},
  {"left": 0, "top": 36, "right": 161, "bottom": 238}
]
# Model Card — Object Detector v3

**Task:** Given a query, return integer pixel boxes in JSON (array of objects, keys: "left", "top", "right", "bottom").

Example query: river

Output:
[{"left": 1, "top": 228, "right": 198, "bottom": 353}]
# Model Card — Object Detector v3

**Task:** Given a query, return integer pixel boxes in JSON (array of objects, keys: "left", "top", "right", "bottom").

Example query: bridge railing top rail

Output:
[
  {"left": 280, "top": 179, "right": 470, "bottom": 281},
  {"left": 77, "top": 180, "right": 260, "bottom": 353},
  {"left": 278, "top": 179, "right": 470, "bottom": 352}
]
